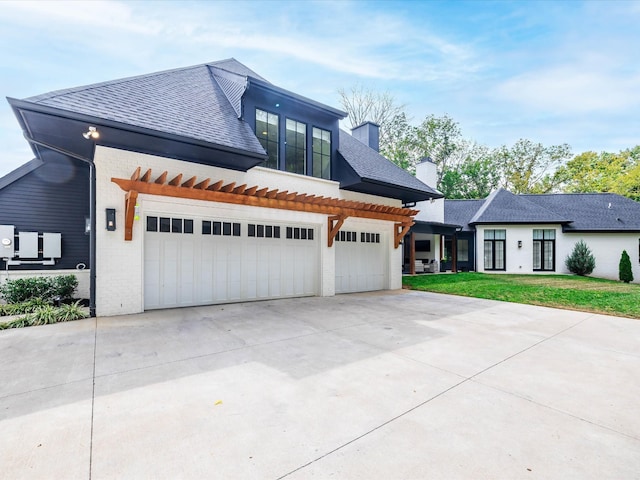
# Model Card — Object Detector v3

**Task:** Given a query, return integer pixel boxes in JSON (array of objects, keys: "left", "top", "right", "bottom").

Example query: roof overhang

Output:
[
  {"left": 8, "top": 98, "right": 267, "bottom": 171},
  {"left": 341, "top": 178, "right": 444, "bottom": 204},
  {"left": 410, "top": 220, "right": 461, "bottom": 235}
]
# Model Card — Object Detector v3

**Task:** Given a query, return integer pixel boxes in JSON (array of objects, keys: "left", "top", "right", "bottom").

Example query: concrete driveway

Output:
[{"left": 1, "top": 290, "right": 639, "bottom": 479}]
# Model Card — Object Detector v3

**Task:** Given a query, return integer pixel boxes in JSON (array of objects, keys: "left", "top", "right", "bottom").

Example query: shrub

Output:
[
  {"left": 619, "top": 250, "right": 634, "bottom": 283},
  {"left": 0, "top": 298, "right": 48, "bottom": 316},
  {"left": 565, "top": 240, "right": 596, "bottom": 276},
  {"left": 0, "top": 275, "right": 78, "bottom": 303},
  {"left": 0, "top": 301, "right": 87, "bottom": 330}
]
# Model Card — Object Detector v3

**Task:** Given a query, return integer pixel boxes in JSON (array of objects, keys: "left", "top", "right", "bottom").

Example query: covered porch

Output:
[{"left": 403, "top": 221, "right": 474, "bottom": 274}]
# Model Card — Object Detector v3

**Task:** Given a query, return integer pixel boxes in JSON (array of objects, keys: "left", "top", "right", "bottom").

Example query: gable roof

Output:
[
  {"left": 0, "top": 158, "right": 44, "bottom": 192},
  {"left": 337, "top": 130, "right": 441, "bottom": 203},
  {"left": 522, "top": 193, "right": 640, "bottom": 232},
  {"left": 469, "top": 189, "right": 569, "bottom": 225},
  {"left": 444, "top": 190, "right": 640, "bottom": 232}
]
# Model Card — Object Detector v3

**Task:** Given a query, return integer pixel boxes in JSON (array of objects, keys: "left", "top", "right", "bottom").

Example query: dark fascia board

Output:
[
  {"left": 562, "top": 227, "right": 640, "bottom": 233},
  {"left": 0, "top": 157, "right": 44, "bottom": 191},
  {"left": 411, "top": 220, "right": 461, "bottom": 235},
  {"left": 470, "top": 220, "right": 571, "bottom": 226},
  {"left": 7, "top": 98, "right": 267, "bottom": 169},
  {"left": 247, "top": 78, "right": 347, "bottom": 119},
  {"left": 341, "top": 179, "right": 441, "bottom": 203}
]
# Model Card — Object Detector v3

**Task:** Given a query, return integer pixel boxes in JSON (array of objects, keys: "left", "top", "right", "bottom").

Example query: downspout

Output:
[{"left": 22, "top": 132, "right": 97, "bottom": 318}]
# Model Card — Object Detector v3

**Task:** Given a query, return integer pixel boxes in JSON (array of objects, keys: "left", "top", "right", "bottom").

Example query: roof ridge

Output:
[
  {"left": 27, "top": 63, "right": 209, "bottom": 103},
  {"left": 468, "top": 188, "right": 500, "bottom": 223}
]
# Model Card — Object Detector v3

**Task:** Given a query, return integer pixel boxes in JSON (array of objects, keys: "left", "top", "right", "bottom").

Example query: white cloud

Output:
[{"left": 494, "top": 66, "right": 640, "bottom": 115}]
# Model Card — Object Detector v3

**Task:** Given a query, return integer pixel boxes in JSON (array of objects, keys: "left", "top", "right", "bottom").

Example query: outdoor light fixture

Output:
[
  {"left": 518, "top": 240, "right": 522, "bottom": 248},
  {"left": 83, "top": 126, "right": 100, "bottom": 140}
]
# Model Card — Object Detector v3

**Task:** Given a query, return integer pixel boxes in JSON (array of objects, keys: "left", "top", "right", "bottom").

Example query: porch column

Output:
[
  {"left": 409, "top": 232, "right": 416, "bottom": 275},
  {"left": 452, "top": 233, "right": 457, "bottom": 273}
]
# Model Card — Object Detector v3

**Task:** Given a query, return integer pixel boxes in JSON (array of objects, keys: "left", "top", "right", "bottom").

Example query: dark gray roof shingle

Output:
[
  {"left": 522, "top": 193, "right": 640, "bottom": 231},
  {"left": 444, "top": 190, "right": 640, "bottom": 232},
  {"left": 25, "top": 60, "right": 265, "bottom": 155},
  {"left": 444, "top": 199, "right": 484, "bottom": 231},
  {"left": 338, "top": 130, "right": 440, "bottom": 198},
  {"left": 469, "top": 189, "right": 570, "bottom": 224}
]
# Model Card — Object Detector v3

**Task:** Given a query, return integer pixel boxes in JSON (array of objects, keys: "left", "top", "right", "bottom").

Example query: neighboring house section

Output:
[
  {"left": 2, "top": 58, "right": 438, "bottom": 315},
  {"left": 445, "top": 190, "right": 640, "bottom": 283}
]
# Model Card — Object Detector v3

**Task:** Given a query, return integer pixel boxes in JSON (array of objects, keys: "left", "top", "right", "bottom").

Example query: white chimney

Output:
[{"left": 415, "top": 157, "right": 437, "bottom": 188}]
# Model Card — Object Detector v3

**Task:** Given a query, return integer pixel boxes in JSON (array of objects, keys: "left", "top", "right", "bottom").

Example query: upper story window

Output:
[
  {"left": 313, "top": 127, "right": 331, "bottom": 180},
  {"left": 256, "top": 109, "right": 279, "bottom": 169},
  {"left": 285, "top": 119, "right": 306, "bottom": 175}
]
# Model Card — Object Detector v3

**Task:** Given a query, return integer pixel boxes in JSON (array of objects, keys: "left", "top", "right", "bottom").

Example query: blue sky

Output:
[{"left": 1, "top": 0, "right": 639, "bottom": 177}]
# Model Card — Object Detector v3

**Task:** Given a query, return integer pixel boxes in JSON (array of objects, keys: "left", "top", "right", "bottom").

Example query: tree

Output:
[
  {"left": 438, "top": 141, "right": 500, "bottom": 199},
  {"left": 494, "top": 139, "right": 572, "bottom": 194},
  {"left": 557, "top": 146, "right": 640, "bottom": 201},
  {"left": 337, "top": 84, "right": 405, "bottom": 148},
  {"left": 619, "top": 250, "right": 634, "bottom": 283},
  {"left": 565, "top": 240, "right": 596, "bottom": 276}
]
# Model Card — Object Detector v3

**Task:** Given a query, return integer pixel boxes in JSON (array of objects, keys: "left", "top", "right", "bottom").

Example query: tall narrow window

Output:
[
  {"left": 286, "top": 119, "right": 306, "bottom": 175},
  {"left": 484, "top": 229, "right": 506, "bottom": 270},
  {"left": 256, "top": 109, "right": 279, "bottom": 169},
  {"left": 312, "top": 127, "right": 331, "bottom": 179},
  {"left": 457, "top": 239, "right": 469, "bottom": 262},
  {"left": 533, "top": 229, "right": 555, "bottom": 271}
]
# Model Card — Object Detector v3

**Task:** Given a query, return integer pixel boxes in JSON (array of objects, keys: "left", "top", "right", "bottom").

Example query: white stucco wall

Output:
[
  {"left": 474, "top": 224, "right": 640, "bottom": 282},
  {"left": 94, "top": 146, "right": 405, "bottom": 316}
]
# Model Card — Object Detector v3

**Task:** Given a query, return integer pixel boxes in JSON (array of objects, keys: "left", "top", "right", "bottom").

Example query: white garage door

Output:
[
  {"left": 144, "top": 215, "right": 319, "bottom": 310},
  {"left": 335, "top": 229, "right": 388, "bottom": 294}
]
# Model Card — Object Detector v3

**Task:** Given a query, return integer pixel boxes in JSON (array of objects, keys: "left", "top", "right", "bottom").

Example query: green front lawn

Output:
[{"left": 403, "top": 273, "right": 640, "bottom": 319}]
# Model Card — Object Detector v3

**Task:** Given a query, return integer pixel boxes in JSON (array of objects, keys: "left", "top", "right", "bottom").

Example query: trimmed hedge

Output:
[{"left": 0, "top": 275, "right": 78, "bottom": 304}]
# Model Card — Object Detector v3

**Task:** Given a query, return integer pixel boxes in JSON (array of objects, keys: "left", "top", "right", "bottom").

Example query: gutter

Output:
[{"left": 21, "top": 132, "right": 97, "bottom": 318}]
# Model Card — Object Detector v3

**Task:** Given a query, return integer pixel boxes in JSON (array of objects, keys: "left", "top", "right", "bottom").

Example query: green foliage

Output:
[
  {"left": 556, "top": 146, "right": 640, "bottom": 201},
  {"left": 0, "top": 275, "right": 78, "bottom": 303},
  {"left": 0, "top": 301, "right": 87, "bottom": 330},
  {"left": 565, "top": 240, "right": 596, "bottom": 276},
  {"left": 619, "top": 250, "right": 634, "bottom": 283},
  {"left": 0, "top": 298, "right": 48, "bottom": 316}
]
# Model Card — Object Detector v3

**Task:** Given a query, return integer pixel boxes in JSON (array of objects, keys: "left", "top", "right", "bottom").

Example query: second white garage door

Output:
[
  {"left": 144, "top": 215, "right": 319, "bottom": 310},
  {"left": 335, "top": 229, "right": 388, "bottom": 293}
]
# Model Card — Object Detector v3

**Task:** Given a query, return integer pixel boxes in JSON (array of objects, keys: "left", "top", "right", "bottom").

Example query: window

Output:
[
  {"left": 484, "top": 229, "right": 506, "bottom": 270},
  {"left": 312, "top": 127, "right": 331, "bottom": 179},
  {"left": 256, "top": 109, "right": 279, "bottom": 169},
  {"left": 457, "top": 239, "right": 469, "bottom": 262},
  {"left": 286, "top": 119, "right": 306, "bottom": 175},
  {"left": 147, "top": 216, "right": 193, "bottom": 234},
  {"left": 533, "top": 229, "right": 555, "bottom": 271}
]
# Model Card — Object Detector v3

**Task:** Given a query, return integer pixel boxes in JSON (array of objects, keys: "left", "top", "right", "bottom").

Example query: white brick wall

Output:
[
  {"left": 94, "top": 146, "right": 405, "bottom": 316},
  {"left": 474, "top": 224, "right": 640, "bottom": 282},
  {"left": 0, "top": 269, "right": 90, "bottom": 302}
]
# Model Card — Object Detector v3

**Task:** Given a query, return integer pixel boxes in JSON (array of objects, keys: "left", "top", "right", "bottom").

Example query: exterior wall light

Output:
[
  {"left": 83, "top": 126, "right": 100, "bottom": 140},
  {"left": 518, "top": 240, "right": 522, "bottom": 248}
]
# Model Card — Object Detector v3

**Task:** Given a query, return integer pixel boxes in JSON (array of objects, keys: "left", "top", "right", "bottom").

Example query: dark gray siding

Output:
[{"left": 0, "top": 152, "right": 90, "bottom": 270}]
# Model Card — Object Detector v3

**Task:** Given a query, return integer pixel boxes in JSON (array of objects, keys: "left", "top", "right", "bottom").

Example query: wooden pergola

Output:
[{"left": 112, "top": 167, "right": 417, "bottom": 246}]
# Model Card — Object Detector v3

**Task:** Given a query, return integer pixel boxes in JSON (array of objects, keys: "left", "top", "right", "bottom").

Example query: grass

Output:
[{"left": 403, "top": 273, "right": 640, "bottom": 319}]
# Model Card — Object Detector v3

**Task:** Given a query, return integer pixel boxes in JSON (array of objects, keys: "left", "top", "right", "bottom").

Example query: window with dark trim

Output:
[
  {"left": 203, "top": 220, "right": 240, "bottom": 237},
  {"left": 312, "top": 127, "right": 331, "bottom": 179},
  {"left": 286, "top": 118, "right": 306, "bottom": 175},
  {"left": 147, "top": 216, "right": 193, "bottom": 234},
  {"left": 484, "top": 229, "right": 506, "bottom": 270},
  {"left": 256, "top": 109, "right": 279, "bottom": 169},
  {"left": 533, "top": 229, "right": 555, "bottom": 271}
]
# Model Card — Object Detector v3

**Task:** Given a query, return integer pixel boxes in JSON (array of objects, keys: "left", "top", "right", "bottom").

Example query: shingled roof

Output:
[
  {"left": 522, "top": 193, "right": 640, "bottom": 232},
  {"left": 25, "top": 60, "right": 265, "bottom": 155},
  {"left": 469, "top": 189, "right": 570, "bottom": 225},
  {"left": 337, "top": 131, "right": 441, "bottom": 201},
  {"left": 444, "top": 189, "right": 640, "bottom": 232}
]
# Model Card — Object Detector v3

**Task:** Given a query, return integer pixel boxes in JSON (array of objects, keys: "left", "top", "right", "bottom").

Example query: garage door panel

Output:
[
  {"left": 335, "top": 229, "right": 388, "bottom": 294},
  {"left": 144, "top": 216, "right": 318, "bottom": 309}
]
